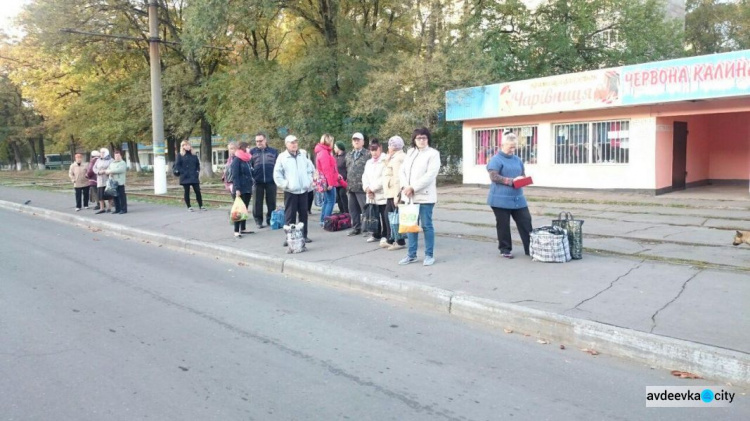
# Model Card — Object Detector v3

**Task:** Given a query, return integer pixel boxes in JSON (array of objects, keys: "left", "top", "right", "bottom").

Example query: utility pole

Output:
[{"left": 148, "top": 1, "right": 167, "bottom": 195}]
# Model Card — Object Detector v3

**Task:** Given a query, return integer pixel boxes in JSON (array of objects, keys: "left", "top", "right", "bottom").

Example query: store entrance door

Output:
[{"left": 672, "top": 121, "right": 688, "bottom": 191}]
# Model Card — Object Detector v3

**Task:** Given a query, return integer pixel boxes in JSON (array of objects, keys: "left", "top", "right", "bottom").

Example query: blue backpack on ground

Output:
[{"left": 270, "top": 207, "right": 285, "bottom": 230}]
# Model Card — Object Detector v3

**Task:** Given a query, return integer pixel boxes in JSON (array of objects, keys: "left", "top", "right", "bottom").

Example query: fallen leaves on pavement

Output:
[
  {"left": 536, "top": 339, "right": 549, "bottom": 344},
  {"left": 503, "top": 328, "right": 513, "bottom": 334},
  {"left": 580, "top": 348, "right": 599, "bottom": 355},
  {"left": 671, "top": 370, "right": 702, "bottom": 379}
]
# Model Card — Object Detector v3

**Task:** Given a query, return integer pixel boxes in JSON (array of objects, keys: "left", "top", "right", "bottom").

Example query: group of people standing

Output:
[
  {"left": 69, "top": 147, "right": 127, "bottom": 215},
  {"left": 68, "top": 129, "right": 534, "bottom": 263}
]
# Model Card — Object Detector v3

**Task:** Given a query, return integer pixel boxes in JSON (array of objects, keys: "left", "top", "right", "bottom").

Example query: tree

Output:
[{"left": 686, "top": 0, "right": 750, "bottom": 54}]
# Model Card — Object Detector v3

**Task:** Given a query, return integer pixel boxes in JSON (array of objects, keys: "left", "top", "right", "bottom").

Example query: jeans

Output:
[
  {"left": 253, "top": 182, "right": 277, "bottom": 225},
  {"left": 407, "top": 203, "right": 435, "bottom": 258},
  {"left": 183, "top": 183, "right": 203, "bottom": 208},
  {"left": 492, "top": 206, "right": 532, "bottom": 255},
  {"left": 74, "top": 187, "right": 89, "bottom": 208},
  {"left": 320, "top": 187, "right": 337, "bottom": 224},
  {"left": 284, "top": 191, "right": 309, "bottom": 239}
]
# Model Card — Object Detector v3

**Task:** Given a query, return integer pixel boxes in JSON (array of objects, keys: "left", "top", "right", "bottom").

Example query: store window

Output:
[
  {"left": 213, "top": 149, "right": 229, "bottom": 167},
  {"left": 554, "top": 120, "right": 630, "bottom": 164},
  {"left": 474, "top": 126, "right": 538, "bottom": 165}
]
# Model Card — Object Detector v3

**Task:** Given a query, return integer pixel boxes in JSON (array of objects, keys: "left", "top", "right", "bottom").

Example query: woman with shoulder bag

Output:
[
  {"left": 231, "top": 141, "right": 254, "bottom": 238},
  {"left": 398, "top": 128, "right": 441, "bottom": 266}
]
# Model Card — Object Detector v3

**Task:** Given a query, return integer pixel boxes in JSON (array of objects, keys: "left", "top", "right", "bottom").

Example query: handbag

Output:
[
  {"left": 388, "top": 210, "right": 407, "bottom": 242},
  {"left": 324, "top": 213, "right": 351, "bottom": 232},
  {"left": 552, "top": 212, "right": 584, "bottom": 259},
  {"left": 398, "top": 200, "right": 421, "bottom": 234},
  {"left": 362, "top": 202, "right": 380, "bottom": 233},
  {"left": 270, "top": 207, "right": 285, "bottom": 230},
  {"left": 530, "top": 226, "right": 571, "bottom": 263},
  {"left": 105, "top": 178, "right": 119, "bottom": 197}
]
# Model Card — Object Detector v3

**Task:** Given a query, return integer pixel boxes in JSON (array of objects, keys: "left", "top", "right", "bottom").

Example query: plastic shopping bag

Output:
[
  {"left": 398, "top": 202, "right": 421, "bottom": 234},
  {"left": 230, "top": 196, "right": 249, "bottom": 223}
]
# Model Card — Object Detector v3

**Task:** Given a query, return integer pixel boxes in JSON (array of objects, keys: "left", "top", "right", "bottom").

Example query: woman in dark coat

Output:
[
  {"left": 231, "top": 141, "right": 254, "bottom": 238},
  {"left": 174, "top": 140, "right": 205, "bottom": 211},
  {"left": 334, "top": 141, "right": 349, "bottom": 213}
]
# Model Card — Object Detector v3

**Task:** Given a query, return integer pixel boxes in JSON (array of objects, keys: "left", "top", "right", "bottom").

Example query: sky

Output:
[{"left": 0, "top": 0, "right": 30, "bottom": 37}]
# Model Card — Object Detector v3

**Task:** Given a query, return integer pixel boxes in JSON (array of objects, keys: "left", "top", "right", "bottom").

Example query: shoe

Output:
[
  {"left": 388, "top": 244, "right": 405, "bottom": 251},
  {"left": 112, "top": 210, "right": 122, "bottom": 214},
  {"left": 423, "top": 256, "right": 435, "bottom": 266},
  {"left": 188, "top": 207, "right": 194, "bottom": 212},
  {"left": 501, "top": 253, "right": 514, "bottom": 259},
  {"left": 304, "top": 238, "right": 313, "bottom": 243},
  {"left": 366, "top": 236, "right": 378, "bottom": 243},
  {"left": 75, "top": 208, "right": 81, "bottom": 212},
  {"left": 119, "top": 211, "right": 127, "bottom": 214},
  {"left": 240, "top": 230, "right": 254, "bottom": 234},
  {"left": 256, "top": 223, "right": 263, "bottom": 229},
  {"left": 95, "top": 210, "right": 105, "bottom": 214},
  {"left": 379, "top": 238, "right": 389, "bottom": 247},
  {"left": 93, "top": 206, "right": 100, "bottom": 211},
  {"left": 234, "top": 233, "right": 242, "bottom": 238},
  {"left": 105, "top": 209, "right": 111, "bottom": 213},
  {"left": 399, "top": 255, "right": 418, "bottom": 265},
  {"left": 200, "top": 207, "right": 207, "bottom": 211},
  {"left": 84, "top": 206, "right": 89, "bottom": 210},
  {"left": 347, "top": 230, "right": 361, "bottom": 237},
  {"left": 283, "top": 240, "right": 288, "bottom": 247}
]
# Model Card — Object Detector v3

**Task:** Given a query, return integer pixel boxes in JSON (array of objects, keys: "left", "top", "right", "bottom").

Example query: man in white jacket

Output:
[
  {"left": 273, "top": 135, "right": 315, "bottom": 243},
  {"left": 398, "top": 128, "right": 441, "bottom": 266}
]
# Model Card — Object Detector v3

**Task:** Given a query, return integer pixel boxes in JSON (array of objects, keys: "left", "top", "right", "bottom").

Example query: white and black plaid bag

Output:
[{"left": 530, "top": 226, "right": 571, "bottom": 263}]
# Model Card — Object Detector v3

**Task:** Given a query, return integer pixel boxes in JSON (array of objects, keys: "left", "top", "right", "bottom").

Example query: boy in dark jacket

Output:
[{"left": 249, "top": 133, "right": 278, "bottom": 229}]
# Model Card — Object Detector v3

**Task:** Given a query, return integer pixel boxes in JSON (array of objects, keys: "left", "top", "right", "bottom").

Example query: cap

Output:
[
  {"left": 91, "top": 150, "right": 101, "bottom": 158},
  {"left": 284, "top": 135, "right": 298, "bottom": 144},
  {"left": 351, "top": 132, "right": 364, "bottom": 140}
]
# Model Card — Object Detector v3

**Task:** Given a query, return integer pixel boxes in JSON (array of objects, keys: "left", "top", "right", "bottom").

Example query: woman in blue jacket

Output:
[{"left": 487, "top": 132, "right": 533, "bottom": 259}]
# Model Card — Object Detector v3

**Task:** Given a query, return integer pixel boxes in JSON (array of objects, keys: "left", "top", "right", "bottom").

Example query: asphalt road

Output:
[{"left": 0, "top": 209, "right": 746, "bottom": 421}]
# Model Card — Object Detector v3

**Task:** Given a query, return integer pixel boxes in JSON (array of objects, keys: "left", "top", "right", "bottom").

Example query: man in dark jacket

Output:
[
  {"left": 249, "top": 132, "right": 278, "bottom": 229},
  {"left": 345, "top": 132, "right": 371, "bottom": 236}
]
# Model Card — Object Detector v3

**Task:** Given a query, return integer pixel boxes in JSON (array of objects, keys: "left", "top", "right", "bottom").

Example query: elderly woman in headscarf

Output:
[
  {"left": 381, "top": 135, "right": 407, "bottom": 250},
  {"left": 93, "top": 147, "right": 114, "bottom": 214}
]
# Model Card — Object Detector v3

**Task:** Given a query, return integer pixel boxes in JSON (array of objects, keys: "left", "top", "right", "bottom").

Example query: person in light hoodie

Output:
[
  {"left": 93, "top": 148, "right": 114, "bottom": 214},
  {"left": 398, "top": 127, "right": 441, "bottom": 267},
  {"left": 361, "top": 139, "right": 388, "bottom": 245},
  {"left": 273, "top": 135, "right": 315, "bottom": 244}
]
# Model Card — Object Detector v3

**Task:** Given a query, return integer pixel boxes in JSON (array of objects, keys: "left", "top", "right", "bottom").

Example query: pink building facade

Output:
[{"left": 446, "top": 50, "right": 750, "bottom": 194}]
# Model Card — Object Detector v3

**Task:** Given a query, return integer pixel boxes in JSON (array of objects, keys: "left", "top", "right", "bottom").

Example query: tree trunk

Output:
[
  {"left": 199, "top": 116, "right": 214, "bottom": 177},
  {"left": 166, "top": 133, "right": 176, "bottom": 173},
  {"left": 11, "top": 142, "right": 23, "bottom": 171},
  {"left": 26, "top": 138, "right": 40, "bottom": 170},
  {"left": 69, "top": 135, "right": 78, "bottom": 158},
  {"left": 37, "top": 135, "right": 46, "bottom": 170},
  {"left": 127, "top": 140, "right": 141, "bottom": 171}
]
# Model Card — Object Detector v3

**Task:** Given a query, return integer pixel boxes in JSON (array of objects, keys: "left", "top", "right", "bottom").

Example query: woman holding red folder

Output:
[{"left": 487, "top": 132, "right": 533, "bottom": 259}]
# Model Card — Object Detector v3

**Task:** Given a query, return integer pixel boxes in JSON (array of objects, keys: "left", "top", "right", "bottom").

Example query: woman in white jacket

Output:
[
  {"left": 361, "top": 139, "right": 388, "bottom": 245},
  {"left": 398, "top": 127, "right": 441, "bottom": 266}
]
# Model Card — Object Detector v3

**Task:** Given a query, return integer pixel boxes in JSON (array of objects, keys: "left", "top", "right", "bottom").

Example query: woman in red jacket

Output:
[{"left": 314, "top": 133, "right": 341, "bottom": 226}]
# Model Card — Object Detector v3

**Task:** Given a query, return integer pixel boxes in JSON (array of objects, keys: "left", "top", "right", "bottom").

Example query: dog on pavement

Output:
[
  {"left": 732, "top": 230, "right": 750, "bottom": 246},
  {"left": 284, "top": 223, "right": 306, "bottom": 254}
]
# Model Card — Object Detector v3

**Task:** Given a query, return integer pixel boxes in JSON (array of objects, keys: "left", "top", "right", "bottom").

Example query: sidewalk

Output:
[{"left": 1, "top": 184, "right": 748, "bottom": 384}]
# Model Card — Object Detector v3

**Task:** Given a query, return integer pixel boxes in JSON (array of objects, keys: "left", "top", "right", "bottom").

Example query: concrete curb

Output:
[{"left": 1, "top": 199, "right": 748, "bottom": 386}]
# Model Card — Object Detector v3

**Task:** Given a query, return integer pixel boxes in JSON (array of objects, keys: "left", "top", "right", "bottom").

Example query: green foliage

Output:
[{"left": 6, "top": 0, "right": 749, "bottom": 176}]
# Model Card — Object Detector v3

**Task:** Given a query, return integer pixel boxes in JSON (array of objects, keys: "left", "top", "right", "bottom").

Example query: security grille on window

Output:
[
  {"left": 554, "top": 120, "right": 630, "bottom": 164},
  {"left": 554, "top": 123, "right": 589, "bottom": 164},
  {"left": 475, "top": 126, "right": 538, "bottom": 165}
]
